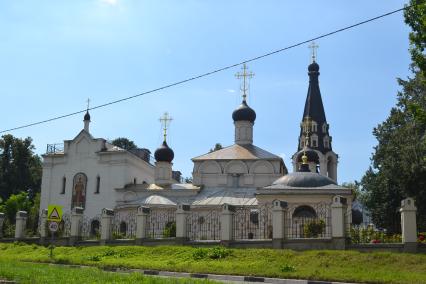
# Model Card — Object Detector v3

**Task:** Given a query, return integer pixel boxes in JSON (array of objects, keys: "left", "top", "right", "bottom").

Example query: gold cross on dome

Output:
[
  {"left": 308, "top": 41, "right": 319, "bottom": 63},
  {"left": 159, "top": 112, "right": 173, "bottom": 142},
  {"left": 235, "top": 63, "right": 255, "bottom": 101}
]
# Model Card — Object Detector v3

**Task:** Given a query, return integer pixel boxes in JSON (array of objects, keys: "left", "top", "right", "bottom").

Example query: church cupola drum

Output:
[
  {"left": 292, "top": 42, "right": 338, "bottom": 182},
  {"left": 154, "top": 112, "right": 176, "bottom": 185},
  {"left": 233, "top": 64, "right": 256, "bottom": 145}
]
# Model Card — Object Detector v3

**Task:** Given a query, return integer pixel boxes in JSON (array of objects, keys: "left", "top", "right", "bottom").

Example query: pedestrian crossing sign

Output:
[{"left": 47, "top": 205, "right": 63, "bottom": 222}]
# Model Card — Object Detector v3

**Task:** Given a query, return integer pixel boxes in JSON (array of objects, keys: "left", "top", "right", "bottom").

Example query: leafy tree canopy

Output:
[
  {"left": 360, "top": 1, "right": 426, "bottom": 232},
  {"left": 0, "top": 135, "right": 42, "bottom": 201},
  {"left": 111, "top": 137, "right": 138, "bottom": 151}
]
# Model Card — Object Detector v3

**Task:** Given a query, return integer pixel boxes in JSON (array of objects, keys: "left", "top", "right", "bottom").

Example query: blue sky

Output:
[{"left": 0, "top": 0, "right": 411, "bottom": 183}]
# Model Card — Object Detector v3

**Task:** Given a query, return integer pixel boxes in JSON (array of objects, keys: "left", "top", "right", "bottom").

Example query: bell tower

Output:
[{"left": 292, "top": 42, "right": 338, "bottom": 182}]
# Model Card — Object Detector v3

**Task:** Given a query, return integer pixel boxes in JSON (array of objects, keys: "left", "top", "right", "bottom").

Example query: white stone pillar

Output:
[
  {"left": 0, "top": 213, "right": 5, "bottom": 238},
  {"left": 331, "top": 196, "right": 347, "bottom": 237},
  {"left": 331, "top": 196, "right": 347, "bottom": 249},
  {"left": 39, "top": 209, "right": 48, "bottom": 239},
  {"left": 70, "top": 207, "right": 84, "bottom": 244},
  {"left": 272, "top": 200, "right": 287, "bottom": 249},
  {"left": 400, "top": 197, "right": 417, "bottom": 252},
  {"left": 220, "top": 203, "right": 235, "bottom": 244},
  {"left": 15, "top": 211, "right": 28, "bottom": 239},
  {"left": 100, "top": 208, "right": 114, "bottom": 243},
  {"left": 136, "top": 206, "right": 150, "bottom": 244},
  {"left": 176, "top": 204, "right": 190, "bottom": 243}
]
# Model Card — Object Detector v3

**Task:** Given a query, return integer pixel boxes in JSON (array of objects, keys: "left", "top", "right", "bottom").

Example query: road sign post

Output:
[{"left": 47, "top": 205, "right": 63, "bottom": 258}]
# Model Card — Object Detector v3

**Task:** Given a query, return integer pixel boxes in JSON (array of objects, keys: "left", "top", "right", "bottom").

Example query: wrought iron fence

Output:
[
  {"left": 80, "top": 215, "right": 102, "bottom": 240},
  {"left": 233, "top": 204, "right": 273, "bottom": 240},
  {"left": 285, "top": 203, "right": 331, "bottom": 239},
  {"left": 112, "top": 212, "right": 137, "bottom": 239},
  {"left": 46, "top": 143, "right": 64, "bottom": 154},
  {"left": 145, "top": 208, "right": 176, "bottom": 239},
  {"left": 186, "top": 210, "right": 221, "bottom": 240}
]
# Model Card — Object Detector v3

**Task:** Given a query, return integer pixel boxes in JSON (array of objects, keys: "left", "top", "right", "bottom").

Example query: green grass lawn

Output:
[
  {"left": 0, "top": 258, "right": 217, "bottom": 284},
  {"left": 0, "top": 243, "right": 425, "bottom": 284}
]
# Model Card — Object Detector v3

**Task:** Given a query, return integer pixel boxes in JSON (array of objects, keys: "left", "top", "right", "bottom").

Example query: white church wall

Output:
[{"left": 40, "top": 132, "right": 155, "bottom": 220}]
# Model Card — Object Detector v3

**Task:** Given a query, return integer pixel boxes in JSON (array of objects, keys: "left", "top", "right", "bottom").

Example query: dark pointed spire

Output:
[{"left": 303, "top": 62, "right": 326, "bottom": 124}]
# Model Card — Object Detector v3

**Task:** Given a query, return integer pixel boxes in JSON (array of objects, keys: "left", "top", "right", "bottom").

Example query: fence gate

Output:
[
  {"left": 186, "top": 210, "right": 221, "bottom": 240},
  {"left": 112, "top": 211, "right": 137, "bottom": 239},
  {"left": 233, "top": 204, "right": 273, "bottom": 240},
  {"left": 285, "top": 203, "right": 331, "bottom": 239},
  {"left": 145, "top": 208, "right": 176, "bottom": 239}
]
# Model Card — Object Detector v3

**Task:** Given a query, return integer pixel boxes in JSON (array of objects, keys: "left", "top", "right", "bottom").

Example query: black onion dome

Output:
[
  {"left": 296, "top": 148, "right": 319, "bottom": 163},
  {"left": 308, "top": 62, "right": 320, "bottom": 72},
  {"left": 84, "top": 111, "right": 91, "bottom": 121},
  {"left": 154, "top": 141, "right": 174, "bottom": 162},
  {"left": 272, "top": 171, "right": 336, "bottom": 188},
  {"left": 232, "top": 101, "right": 256, "bottom": 123}
]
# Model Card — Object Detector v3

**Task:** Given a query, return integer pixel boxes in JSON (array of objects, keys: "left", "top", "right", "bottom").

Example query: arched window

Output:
[
  {"left": 90, "top": 220, "right": 100, "bottom": 236},
  {"left": 95, "top": 176, "right": 100, "bottom": 194},
  {"left": 61, "top": 176, "right": 66, "bottom": 194},
  {"left": 322, "top": 123, "right": 327, "bottom": 133},
  {"left": 324, "top": 136, "right": 330, "bottom": 149},
  {"left": 311, "top": 134, "right": 318, "bottom": 148},
  {"left": 119, "top": 221, "right": 127, "bottom": 235},
  {"left": 311, "top": 121, "right": 317, "bottom": 132},
  {"left": 293, "top": 205, "right": 317, "bottom": 218},
  {"left": 133, "top": 178, "right": 137, "bottom": 185}
]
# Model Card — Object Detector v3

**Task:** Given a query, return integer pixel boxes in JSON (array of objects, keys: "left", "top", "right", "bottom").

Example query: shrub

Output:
[
  {"left": 192, "top": 247, "right": 232, "bottom": 260},
  {"left": 163, "top": 222, "right": 176, "bottom": 238},
  {"left": 303, "top": 219, "right": 325, "bottom": 238},
  {"left": 280, "top": 264, "right": 296, "bottom": 272}
]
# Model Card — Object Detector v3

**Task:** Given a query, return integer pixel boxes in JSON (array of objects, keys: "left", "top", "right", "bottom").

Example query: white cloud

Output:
[
  {"left": 100, "top": 0, "right": 118, "bottom": 6},
  {"left": 226, "top": 89, "right": 236, "bottom": 93}
]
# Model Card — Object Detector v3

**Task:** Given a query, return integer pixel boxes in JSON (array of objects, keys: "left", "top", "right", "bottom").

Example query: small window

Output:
[
  {"left": 312, "top": 121, "right": 317, "bottom": 132},
  {"left": 311, "top": 135, "right": 318, "bottom": 148},
  {"left": 133, "top": 178, "right": 137, "bottom": 185},
  {"left": 61, "top": 177, "right": 66, "bottom": 194},
  {"left": 95, "top": 176, "right": 100, "bottom": 194},
  {"left": 322, "top": 123, "right": 327, "bottom": 133},
  {"left": 312, "top": 140, "right": 317, "bottom": 147},
  {"left": 324, "top": 137, "right": 330, "bottom": 148}
]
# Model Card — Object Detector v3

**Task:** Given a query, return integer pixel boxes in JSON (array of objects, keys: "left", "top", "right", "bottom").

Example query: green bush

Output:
[
  {"left": 303, "top": 219, "right": 325, "bottom": 238},
  {"left": 192, "top": 247, "right": 232, "bottom": 260},
  {"left": 349, "top": 226, "right": 402, "bottom": 244},
  {"left": 280, "top": 264, "right": 296, "bottom": 272},
  {"left": 163, "top": 222, "right": 176, "bottom": 238}
]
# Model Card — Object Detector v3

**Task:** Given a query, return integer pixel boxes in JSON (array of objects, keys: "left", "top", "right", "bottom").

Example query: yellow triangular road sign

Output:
[{"left": 47, "top": 205, "right": 63, "bottom": 222}]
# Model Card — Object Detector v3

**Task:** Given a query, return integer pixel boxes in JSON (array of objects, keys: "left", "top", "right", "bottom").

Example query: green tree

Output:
[
  {"left": 111, "top": 137, "right": 137, "bottom": 151},
  {"left": 209, "top": 143, "right": 223, "bottom": 153},
  {"left": 0, "top": 135, "right": 42, "bottom": 201},
  {"left": 361, "top": 1, "right": 426, "bottom": 232}
]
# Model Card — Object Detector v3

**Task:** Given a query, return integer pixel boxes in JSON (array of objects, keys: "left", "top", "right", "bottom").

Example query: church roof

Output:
[
  {"left": 192, "top": 144, "right": 282, "bottom": 161},
  {"left": 192, "top": 187, "right": 257, "bottom": 206}
]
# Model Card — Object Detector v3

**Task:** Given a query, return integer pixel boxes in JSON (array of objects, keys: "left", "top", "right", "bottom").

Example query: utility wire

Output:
[{"left": 0, "top": 4, "right": 414, "bottom": 134}]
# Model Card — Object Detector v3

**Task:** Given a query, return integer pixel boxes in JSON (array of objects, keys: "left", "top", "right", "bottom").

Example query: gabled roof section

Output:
[{"left": 192, "top": 144, "right": 282, "bottom": 161}]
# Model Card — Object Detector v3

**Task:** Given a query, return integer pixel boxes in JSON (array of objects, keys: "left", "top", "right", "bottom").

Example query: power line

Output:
[{"left": 0, "top": 4, "right": 413, "bottom": 134}]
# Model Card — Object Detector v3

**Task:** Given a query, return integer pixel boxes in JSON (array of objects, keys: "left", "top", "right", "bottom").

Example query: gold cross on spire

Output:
[
  {"left": 308, "top": 41, "right": 319, "bottom": 63},
  {"left": 86, "top": 98, "right": 90, "bottom": 111},
  {"left": 159, "top": 112, "right": 173, "bottom": 142},
  {"left": 235, "top": 63, "right": 255, "bottom": 102}
]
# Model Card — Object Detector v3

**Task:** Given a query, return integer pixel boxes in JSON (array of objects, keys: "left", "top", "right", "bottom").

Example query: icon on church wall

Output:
[{"left": 72, "top": 173, "right": 87, "bottom": 209}]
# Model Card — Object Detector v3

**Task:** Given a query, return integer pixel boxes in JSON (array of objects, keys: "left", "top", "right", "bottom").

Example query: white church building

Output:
[{"left": 39, "top": 57, "right": 352, "bottom": 247}]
